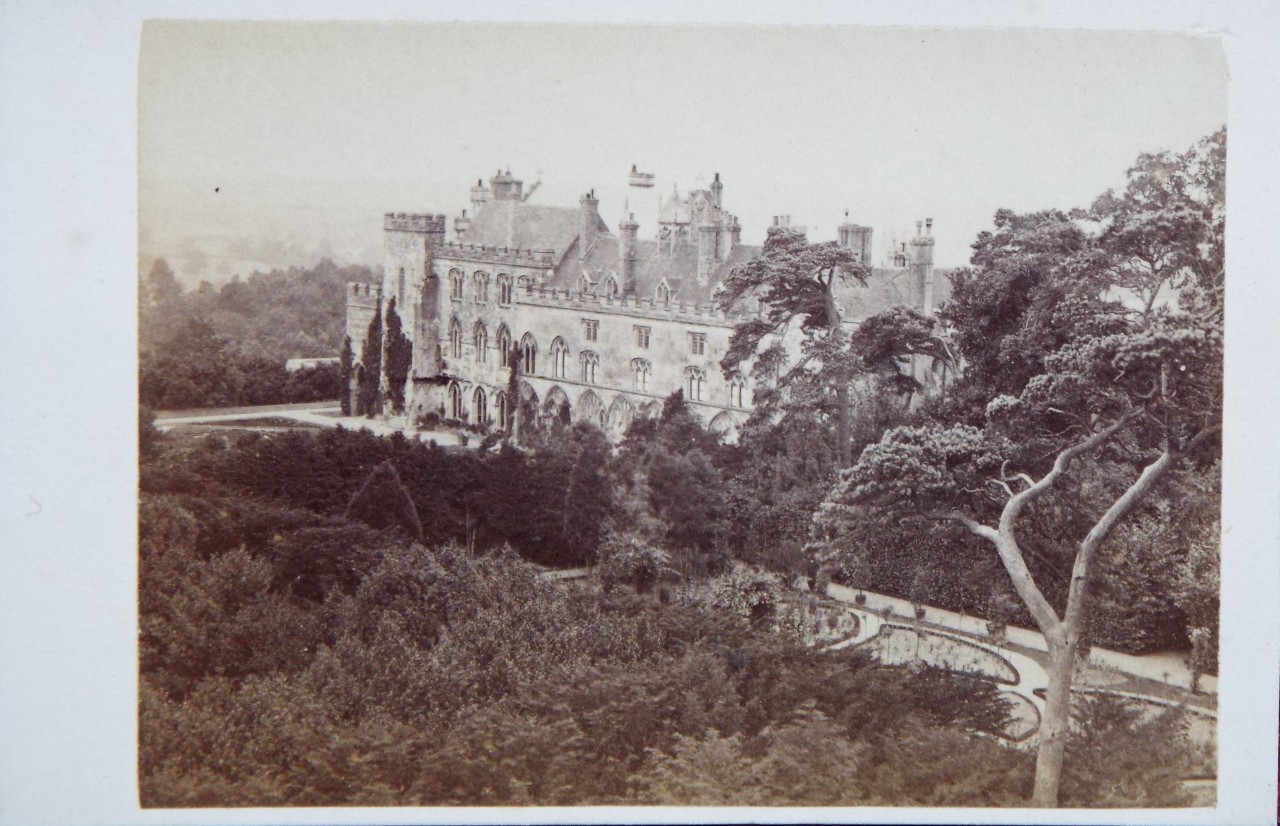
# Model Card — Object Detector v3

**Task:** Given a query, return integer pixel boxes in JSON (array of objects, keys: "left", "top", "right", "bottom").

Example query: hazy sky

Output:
[{"left": 139, "top": 22, "right": 1226, "bottom": 279}]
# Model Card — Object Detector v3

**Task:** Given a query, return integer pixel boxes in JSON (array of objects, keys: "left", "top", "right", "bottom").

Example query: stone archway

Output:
[
  {"left": 709, "top": 410, "right": 738, "bottom": 443},
  {"left": 606, "top": 395, "right": 636, "bottom": 441},
  {"left": 543, "top": 385, "right": 572, "bottom": 427},
  {"left": 516, "top": 380, "right": 540, "bottom": 442},
  {"left": 576, "top": 389, "right": 606, "bottom": 430},
  {"left": 638, "top": 400, "right": 661, "bottom": 420}
]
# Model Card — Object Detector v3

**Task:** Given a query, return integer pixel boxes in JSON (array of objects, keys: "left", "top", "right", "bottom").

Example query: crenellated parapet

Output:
[
  {"left": 516, "top": 284, "right": 752, "bottom": 327},
  {"left": 437, "top": 242, "right": 558, "bottom": 268},
  {"left": 346, "top": 281, "right": 382, "bottom": 308},
  {"left": 384, "top": 212, "right": 448, "bottom": 233}
]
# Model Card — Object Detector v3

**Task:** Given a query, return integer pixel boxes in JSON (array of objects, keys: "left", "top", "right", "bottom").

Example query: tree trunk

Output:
[
  {"left": 1033, "top": 637, "right": 1077, "bottom": 806},
  {"left": 825, "top": 281, "right": 852, "bottom": 466},
  {"left": 836, "top": 384, "right": 852, "bottom": 466}
]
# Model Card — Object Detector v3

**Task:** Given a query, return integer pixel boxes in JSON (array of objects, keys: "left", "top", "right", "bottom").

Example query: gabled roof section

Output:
[
  {"left": 547, "top": 233, "right": 761, "bottom": 307},
  {"left": 836, "top": 267, "right": 956, "bottom": 322},
  {"left": 461, "top": 200, "right": 591, "bottom": 262}
]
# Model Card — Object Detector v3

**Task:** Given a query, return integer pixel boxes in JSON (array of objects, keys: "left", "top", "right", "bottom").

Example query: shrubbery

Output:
[{"left": 139, "top": 415, "right": 1211, "bottom": 807}]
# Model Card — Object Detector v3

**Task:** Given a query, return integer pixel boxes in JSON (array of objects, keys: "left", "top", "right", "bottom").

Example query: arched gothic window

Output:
[
  {"left": 496, "top": 324, "right": 512, "bottom": 367},
  {"left": 497, "top": 274, "right": 513, "bottom": 305},
  {"left": 685, "top": 366, "right": 705, "bottom": 402},
  {"left": 729, "top": 372, "right": 747, "bottom": 408},
  {"left": 472, "top": 386, "right": 488, "bottom": 425},
  {"left": 473, "top": 321, "right": 488, "bottom": 363},
  {"left": 449, "top": 382, "right": 464, "bottom": 420},
  {"left": 520, "top": 333, "right": 538, "bottom": 375},
  {"left": 474, "top": 271, "right": 490, "bottom": 303},
  {"left": 631, "top": 358, "right": 651, "bottom": 391},
  {"left": 449, "top": 317, "right": 464, "bottom": 359},
  {"left": 449, "top": 269, "right": 464, "bottom": 300},
  {"left": 604, "top": 275, "right": 620, "bottom": 299},
  {"left": 578, "top": 274, "right": 595, "bottom": 295},
  {"left": 550, "top": 337, "right": 570, "bottom": 379},
  {"left": 580, "top": 350, "right": 600, "bottom": 384},
  {"left": 656, "top": 280, "right": 671, "bottom": 304},
  {"left": 496, "top": 391, "right": 510, "bottom": 432}
]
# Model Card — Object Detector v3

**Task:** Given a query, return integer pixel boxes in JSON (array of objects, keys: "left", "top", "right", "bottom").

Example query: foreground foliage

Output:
[{"left": 139, "top": 429, "right": 1208, "bottom": 807}]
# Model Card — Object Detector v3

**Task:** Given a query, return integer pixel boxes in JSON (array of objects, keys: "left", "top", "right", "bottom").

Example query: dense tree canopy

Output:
[
  {"left": 819, "top": 128, "right": 1224, "bottom": 806},
  {"left": 138, "top": 258, "right": 374, "bottom": 409}
]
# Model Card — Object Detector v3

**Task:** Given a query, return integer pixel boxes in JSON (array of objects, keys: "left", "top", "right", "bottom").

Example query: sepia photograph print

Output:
[{"left": 129, "top": 17, "right": 1236, "bottom": 816}]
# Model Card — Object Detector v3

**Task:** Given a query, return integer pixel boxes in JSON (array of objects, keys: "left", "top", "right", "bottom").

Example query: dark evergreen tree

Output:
[
  {"left": 338, "top": 336, "right": 354, "bottom": 416},
  {"left": 358, "top": 300, "right": 383, "bottom": 417},
  {"left": 384, "top": 298, "right": 413, "bottom": 414},
  {"left": 345, "top": 460, "right": 424, "bottom": 541}
]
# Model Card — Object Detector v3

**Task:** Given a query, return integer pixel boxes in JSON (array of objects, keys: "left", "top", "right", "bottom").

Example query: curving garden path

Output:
[
  {"left": 826, "top": 603, "right": 1048, "bottom": 741},
  {"left": 824, "top": 583, "right": 1216, "bottom": 694},
  {"left": 821, "top": 583, "right": 1216, "bottom": 744}
]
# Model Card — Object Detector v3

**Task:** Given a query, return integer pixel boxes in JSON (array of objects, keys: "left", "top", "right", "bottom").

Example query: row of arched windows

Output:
[
  {"left": 445, "top": 267, "right": 682, "bottom": 307},
  {"left": 443, "top": 322, "right": 748, "bottom": 407},
  {"left": 448, "top": 383, "right": 511, "bottom": 428},
  {"left": 448, "top": 269, "right": 535, "bottom": 305}
]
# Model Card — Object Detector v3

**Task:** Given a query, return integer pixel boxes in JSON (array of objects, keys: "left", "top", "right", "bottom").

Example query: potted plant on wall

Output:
[
  {"left": 985, "top": 590, "right": 1015, "bottom": 642},
  {"left": 909, "top": 570, "right": 929, "bottom": 622},
  {"left": 848, "top": 555, "right": 870, "bottom": 606}
]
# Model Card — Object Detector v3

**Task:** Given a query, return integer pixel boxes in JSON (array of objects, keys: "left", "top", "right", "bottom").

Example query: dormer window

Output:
[
  {"left": 579, "top": 273, "right": 596, "bottom": 295},
  {"left": 605, "top": 275, "right": 620, "bottom": 299},
  {"left": 656, "top": 281, "right": 671, "bottom": 304}
]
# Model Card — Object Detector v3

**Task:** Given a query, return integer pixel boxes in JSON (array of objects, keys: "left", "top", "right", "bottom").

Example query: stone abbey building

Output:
[{"left": 345, "top": 169, "right": 946, "bottom": 441}]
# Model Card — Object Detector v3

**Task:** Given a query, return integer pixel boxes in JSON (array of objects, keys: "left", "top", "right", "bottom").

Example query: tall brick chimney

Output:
[
  {"left": 837, "top": 209, "right": 873, "bottom": 266},
  {"left": 910, "top": 218, "right": 936, "bottom": 314},
  {"left": 579, "top": 190, "right": 600, "bottom": 260},
  {"left": 470, "top": 179, "right": 490, "bottom": 213},
  {"left": 454, "top": 209, "right": 472, "bottom": 239},
  {"left": 490, "top": 169, "right": 523, "bottom": 201},
  {"left": 618, "top": 212, "right": 639, "bottom": 292},
  {"left": 697, "top": 224, "right": 718, "bottom": 286}
]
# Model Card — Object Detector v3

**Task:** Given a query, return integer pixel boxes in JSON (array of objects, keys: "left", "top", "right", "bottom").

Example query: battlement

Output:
[
  {"left": 384, "top": 212, "right": 448, "bottom": 233},
  {"left": 437, "top": 242, "right": 558, "bottom": 267},
  {"left": 346, "top": 281, "right": 382, "bottom": 307},
  {"left": 516, "top": 284, "right": 751, "bottom": 327}
]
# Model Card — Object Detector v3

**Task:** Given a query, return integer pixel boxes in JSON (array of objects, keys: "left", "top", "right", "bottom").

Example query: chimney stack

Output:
[
  {"left": 838, "top": 209, "right": 874, "bottom": 266},
  {"left": 579, "top": 190, "right": 601, "bottom": 261},
  {"left": 454, "top": 209, "right": 472, "bottom": 239},
  {"left": 470, "top": 179, "right": 490, "bottom": 213},
  {"left": 619, "top": 212, "right": 639, "bottom": 292},
  {"left": 909, "top": 217, "right": 937, "bottom": 314},
  {"left": 697, "top": 224, "right": 718, "bottom": 286},
  {"left": 490, "top": 168, "right": 523, "bottom": 201}
]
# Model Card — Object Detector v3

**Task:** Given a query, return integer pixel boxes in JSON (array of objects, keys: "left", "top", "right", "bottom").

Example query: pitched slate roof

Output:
[
  {"left": 461, "top": 200, "right": 602, "bottom": 262},
  {"left": 548, "top": 231, "right": 762, "bottom": 307},
  {"left": 837, "top": 267, "right": 955, "bottom": 321}
]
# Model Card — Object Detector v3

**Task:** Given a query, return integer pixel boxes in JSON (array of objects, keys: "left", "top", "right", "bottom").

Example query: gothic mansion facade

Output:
[{"left": 345, "top": 169, "right": 943, "bottom": 441}]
